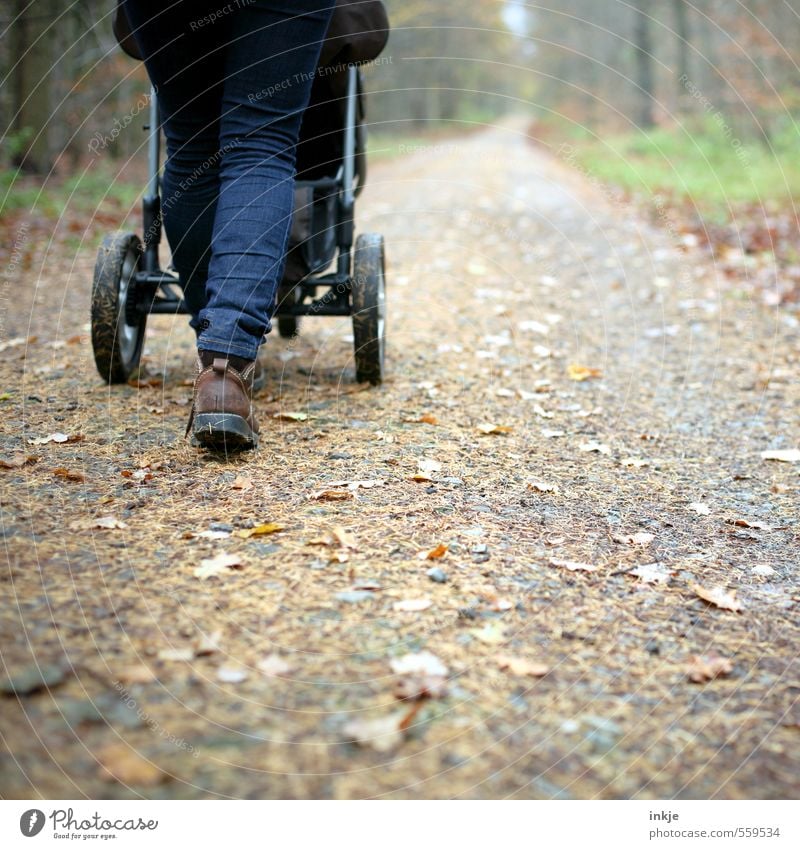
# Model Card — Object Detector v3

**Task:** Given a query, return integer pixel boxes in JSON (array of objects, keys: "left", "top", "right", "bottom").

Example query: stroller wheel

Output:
[
  {"left": 351, "top": 232, "right": 386, "bottom": 385},
  {"left": 91, "top": 231, "right": 146, "bottom": 384},
  {"left": 276, "top": 282, "right": 301, "bottom": 339}
]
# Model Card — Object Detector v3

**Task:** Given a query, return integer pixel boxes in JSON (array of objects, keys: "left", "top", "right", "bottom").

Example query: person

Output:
[{"left": 121, "top": 0, "right": 337, "bottom": 452}]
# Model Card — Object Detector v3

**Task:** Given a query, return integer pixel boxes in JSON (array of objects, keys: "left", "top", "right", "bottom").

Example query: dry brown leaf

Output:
[
  {"left": 726, "top": 517, "right": 775, "bottom": 531},
  {"left": 550, "top": 558, "right": 597, "bottom": 573},
  {"left": 527, "top": 480, "right": 556, "bottom": 493},
  {"left": 419, "top": 543, "right": 448, "bottom": 560},
  {"left": 27, "top": 432, "right": 70, "bottom": 445},
  {"left": 687, "top": 653, "right": 733, "bottom": 683},
  {"left": 217, "top": 666, "right": 248, "bottom": 684},
  {"left": 579, "top": 441, "right": 610, "bottom": 455},
  {"left": 194, "top": 552, "right": 243, "bottom": 580},
  {"left": 230, "top": 475, "right": 253, "bottom": 491},
  {"left": 97, "top": 744, "right": 165, "bottom": 786},
  {"left": 93, "top": 515, "right": 127, "bottom": 530},
  {"left": 393, "top": 673, "right": 447, "bottom": 701},
  {"left": 613, "top": 532, "right": 655, "bottom": 546},
  {"left": 311, "top": 489, "right": 353, "bottom": 501},
  {"left": 471, "top": 621, "right": 506, "bottom": 644},
  {"left": 567, "top": 363, "right": 602, "bottom": 381},
  {"left": 496, "top": 654, "right": 549, "bottom": 677},
  {"left": 157, "top": 647, "right": 194, "bottom": 662},
  {"left": 476, "top": 423, "right": 514, "bottom": 435},
  {"left": 115, "top": 664, "right": 157, "bottom": 684},
  {"left": 273, "top": 411, "right": 308, "bottom": 422},
  {"left": 52, "top": 467, "right": 85, "bottom": 482},
  {"left": 628, "top": 563, "right": 672, "bottom": 584},
  {"left": 0, "top": 455, "right": 38, "bottom": 469},
  {"left": 693, "top": 584, "right": 743, "bottom": 613},
  {"left": 194, "top": 630, "right": 223, "bottom": 656},
  {"left": 403, "top": 413, "right": 439, "bottom": 425},
  {"left": 393, "top": 598, "right": 432, "bottom": 612},
  {"left": 389, "top": 652, "right": 448, "bottom": 677},
  {"left": 342, "top": 711, "right": 408, "bottom": 752},
  {"left": 410, "top": 472, "right": 434, "bottom": 482},
  {"left": 235, "top": 522, "right": 284, "bottom": 538},
  {"left": 257, "top": 654, "right": 292, "bottom": 677},
  {"left": 760, "top": 449, "right": 800, "bottom": 463}
]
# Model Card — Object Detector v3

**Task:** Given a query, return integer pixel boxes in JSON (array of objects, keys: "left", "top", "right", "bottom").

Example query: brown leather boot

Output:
[{"left": 187, "top": 356, "right": 259, "bottom": 452}]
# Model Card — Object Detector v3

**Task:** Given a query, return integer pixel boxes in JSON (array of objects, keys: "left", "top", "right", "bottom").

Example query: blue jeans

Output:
[{"left": 123, "top": 0, "right": 336, "bottom": 360}]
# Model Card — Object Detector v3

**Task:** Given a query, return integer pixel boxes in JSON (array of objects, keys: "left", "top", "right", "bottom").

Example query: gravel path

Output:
[{"left": 1, "top": 118, "right": 798, "bottom": 799}]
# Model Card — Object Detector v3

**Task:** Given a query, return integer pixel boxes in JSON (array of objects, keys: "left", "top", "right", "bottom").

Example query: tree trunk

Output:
[
  {"left": 632, "top": 0, "right": 656, "bottom": 128},
  {"left": 9, "top": 0, "right": 57, "bottom": 173},
  {"left": 673, "top": 0, "right": 691, "bottom": 109}
]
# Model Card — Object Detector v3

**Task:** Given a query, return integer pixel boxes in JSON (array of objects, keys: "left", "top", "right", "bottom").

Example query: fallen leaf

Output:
[
  {"left": 327, "top": 479, "right": 385, "bottom": 490},
  {"left": 410, "top": 472, "right": 434, "bottom": 482},
  {"left": 687, "top": 653, "right": 733, "bottom": 683},
  {"left": 550, "top": 557, "right": 597, "bottom": 573},
  {"left": 216, "top": 666, "right": 248, "bottom": 684},
  {"left": 693, "top": 584, "right": 743, "bottom": 613},
  {"left": 579, "top": 441, "right": 610, "bottom": 455},
  {"left": 471, "top": 621, "right": 506, "bottom": 645},
  {"left": 273, "top": 411, "right": 308, "bottom": 422},
  {"left": 527, "top": 480, "right": 556, "bottom": 493},
  {"left": 27, "top": 432, "right": 70, "bottom": 445},
  {"left": 194, "top": 552, "right": 243, "bottom": 579},
  {"left": 689, "top": 502, "right": 711, "bottom": 516},
  {"left": 97, "top": 744, "right": 165, "bottom": 786},
  {"left": 760, "top": 449, "right": 800, "bottom": 463},
  {"left": 194, "top": 630, "right": 223, "bottom": 657},
  {"left": 311, "top": 489, "right": 353, "bottom": 501},
  {"left": 628, "top": 563, "right": 672, "bottom": 584},
  {"left": 115, "top": 664, "right": 157, "bottom": 684},
  {"left": 403, "top": 413, "right": 438, "bottom": 425},
  {"left": 496, "top": 655, "right": 549, "bottom": 677},
  {"left": 52, "top": 467, "right": 85, "bottom": 482},
  {"left": 567, "top": 364, "right": 602, "bottom": 381},
  {"left": 156, "top": 647, "right": 194, "bottom": 662},
  {"left": 342, "top": 711, "right": 408, "bottom": 752},
  {"left": 725, "top": 517, "right": 775, "bottom": 531},
  {"left": 613, "top": 532, "right": 655, "bottom": 546},
  {"left": 393, "top": 673, "right": 447, "bottom": 701},
  {"left": 331, "top": 526, "right": 357, "bottom": 549},
  {"left": 419, "top": 543, "right": 448, "bottom": 560},
  {"left": 0, "top": 455, "right": 37, "bottom": 469},
  {"left": 393, "top": 598, "right": 432, "bottom": 612},
  {"left": 230, "top": 475, "right": 252, "bottom": 491},
  {"left": 390, "top": 652, "right": 448, "bottom": 677},
  {"left": 93, "top": 515, "right": 127, "bottom": 530},
  {"left": 235, "top": 522, "right": 284, "bottom": 538},
  {"left": 257, "top": 654, "right": 292, "bottom": 677},
  {"left": 476, "top": 423, "right": 514, "bottom": 435}
]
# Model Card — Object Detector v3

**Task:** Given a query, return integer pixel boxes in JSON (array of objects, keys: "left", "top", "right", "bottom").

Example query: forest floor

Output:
[{"left": 0, "top": 117, "right": 798, "bottom": 799}]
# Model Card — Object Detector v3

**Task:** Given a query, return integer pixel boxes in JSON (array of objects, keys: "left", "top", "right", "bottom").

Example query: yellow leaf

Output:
[
  {"left": 567, "top": 364, "right": 602, "bottom": 381},
  {"left": 235, "top": 522, "right": 284, "bottom": 538}
]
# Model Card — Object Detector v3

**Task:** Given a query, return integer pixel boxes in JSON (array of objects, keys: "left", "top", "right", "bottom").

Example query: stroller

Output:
[{"left": 91, "top": 1, "right": 389, "bottom": 386}]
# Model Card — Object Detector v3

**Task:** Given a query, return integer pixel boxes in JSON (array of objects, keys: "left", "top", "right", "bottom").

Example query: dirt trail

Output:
[{"left": 1, "top": 118, "right": 798, "bottom": 799}]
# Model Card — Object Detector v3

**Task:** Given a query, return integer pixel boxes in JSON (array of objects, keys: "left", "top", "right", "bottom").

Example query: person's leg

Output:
[
  {"left": 195, "top": 0, "right": 336, "bottom": 361},
  {"left": 121, "top": 0, "right": 225, "bottom": 328}
]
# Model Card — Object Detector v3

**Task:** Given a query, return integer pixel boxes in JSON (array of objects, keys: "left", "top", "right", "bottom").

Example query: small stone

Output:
[
  {"left": 327, "top": 452, "right": 353, "bottom": 460},
  {"left": 335, "top": 591, "right": 374, "bottom": 604},
  {"left": 426, "top": 566, "right": 448, "bottom": 583},
  {"left": 1, "top": 664, "right": 65, "bottom": 696},
  {"left": 209, "top": 522, "right": 234, "bottom": 532}
]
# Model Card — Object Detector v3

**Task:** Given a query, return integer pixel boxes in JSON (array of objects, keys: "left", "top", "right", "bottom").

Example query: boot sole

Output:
[{"left": 193, "top": 413, "right": 258, "bottom": 452}]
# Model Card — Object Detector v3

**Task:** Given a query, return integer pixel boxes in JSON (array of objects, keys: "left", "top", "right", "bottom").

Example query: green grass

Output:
[
  {"left": 551, "top": 117, "right": 800, "bottom": 215},
  {"left": 0, "top": 162, "right": 142, "bottom": 221}
]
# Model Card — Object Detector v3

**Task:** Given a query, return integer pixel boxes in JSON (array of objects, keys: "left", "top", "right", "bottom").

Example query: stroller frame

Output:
[{"left": 91, "top": 65, "right": 386, "bottom": 386}]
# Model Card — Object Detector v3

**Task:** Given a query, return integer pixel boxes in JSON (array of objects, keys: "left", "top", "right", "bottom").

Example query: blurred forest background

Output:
[{"left": 4, "top": 0, "right": 800, "bottom": 294}]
